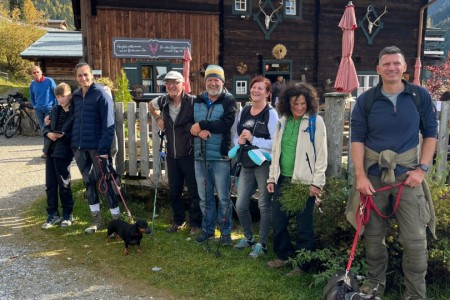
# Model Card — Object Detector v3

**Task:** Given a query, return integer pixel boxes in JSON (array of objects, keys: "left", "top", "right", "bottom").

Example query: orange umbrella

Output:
[
  {"left": 413, "top": 58, "right": 421, "bottom": 86},
  {"left": 183, "top": 48, "right": 192, "bottom": 93},
  {"left": 334, "top": 1, "right": 359, "bottom": 93}
]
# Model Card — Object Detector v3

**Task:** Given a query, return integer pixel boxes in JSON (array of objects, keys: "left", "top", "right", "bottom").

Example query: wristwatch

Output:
[{"left": 417, "top": 164, "right": 429, "bottom": 172}]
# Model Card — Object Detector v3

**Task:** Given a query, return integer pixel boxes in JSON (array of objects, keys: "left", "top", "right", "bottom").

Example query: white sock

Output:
[
  {"left": 89, "top": 204, "right": 100, "bottom": 212},
  {"left": 110, "top": 206, "right": 120, "bottom": 215}
]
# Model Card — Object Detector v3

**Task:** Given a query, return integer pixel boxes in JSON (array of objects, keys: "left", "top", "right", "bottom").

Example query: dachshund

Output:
[
  {"left": 107, "top": 219, "right": 150, "bottom": 255},
  {"left": 323, "top": 270, "right": 381, "bottom": 300}
]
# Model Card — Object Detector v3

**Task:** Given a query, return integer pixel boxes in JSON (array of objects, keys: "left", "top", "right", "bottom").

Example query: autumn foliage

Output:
[{"left": 424, "top": 51, "right": 450, "bottom": 100}]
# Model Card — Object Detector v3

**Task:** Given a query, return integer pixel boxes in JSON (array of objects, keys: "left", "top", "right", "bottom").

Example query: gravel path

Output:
[{"left": 0, "top": 135, "right": 160, "bottom": 299}]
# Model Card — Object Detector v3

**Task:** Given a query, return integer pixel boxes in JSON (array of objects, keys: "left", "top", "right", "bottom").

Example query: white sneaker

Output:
[
  {"left": 61, "top": 219, "right": 72, "bottom": 227},
  {"left": 41, "top": 215, "right": 62, "bottom": 229}
]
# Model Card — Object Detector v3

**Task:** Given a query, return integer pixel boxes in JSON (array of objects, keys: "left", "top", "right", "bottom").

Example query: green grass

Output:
[
  {"left": 0, "top": 77, "right": 28, "bottom": 96},
  {"left": 23, "top": 180, "right": 449, "bottom": 299}
]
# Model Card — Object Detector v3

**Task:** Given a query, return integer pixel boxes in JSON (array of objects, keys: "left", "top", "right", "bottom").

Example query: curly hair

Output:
[{"left": 277, "top": 82, "right": 319, "bottom": 117}]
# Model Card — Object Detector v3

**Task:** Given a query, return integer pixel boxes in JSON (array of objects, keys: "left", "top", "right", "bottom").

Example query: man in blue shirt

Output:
[
  {"left": 30, "top": 66, "right": 57, "bottom": 158},
  {"left": 351, "top": 46, "right": 438, "bottom": 299}
]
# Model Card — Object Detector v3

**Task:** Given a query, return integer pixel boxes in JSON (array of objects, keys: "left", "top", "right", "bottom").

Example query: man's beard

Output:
[{"left": 207, "top": 86, "right": 223, "bottom": 97}]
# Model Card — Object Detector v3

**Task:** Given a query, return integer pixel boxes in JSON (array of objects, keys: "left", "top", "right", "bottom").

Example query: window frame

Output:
[
  {"left": 232, "top": 0, "right": 252, "bottom": 16},
  {"left": 354, "top": 72, "right": 380, "bottom": 98},
  {"left": 232, "top": 75, "right": 251, "bottom": 99},
  {"left": 283, "top": 0, "right": 302, "bottom": 19}
]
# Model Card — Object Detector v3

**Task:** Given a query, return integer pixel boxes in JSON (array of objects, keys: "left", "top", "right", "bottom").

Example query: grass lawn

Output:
[
  {"left": 0, "top": 78, "right": 28, "bottom": 96},
  {"left": 24, "top": 180, "right": 449, "bottom": 300}
]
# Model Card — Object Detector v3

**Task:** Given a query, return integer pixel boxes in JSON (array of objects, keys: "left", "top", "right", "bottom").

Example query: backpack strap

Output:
[{"left": 306, "top": 114, "right": 317, "bottom": 160}]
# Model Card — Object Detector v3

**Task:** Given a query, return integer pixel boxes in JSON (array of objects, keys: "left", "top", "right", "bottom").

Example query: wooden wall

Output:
[
  {"left": 40, "top": 58, "right": 80, "bottom": 86},
  {"left": 81, "top": 4, "right": 220, "bottom": 94},
  {"left": 318, "top": 0, "right": 428, "bottom": 90}
]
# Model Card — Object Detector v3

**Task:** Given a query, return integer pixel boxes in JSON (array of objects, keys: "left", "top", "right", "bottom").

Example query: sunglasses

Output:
[{"left": 32, "top": 71, "right": 40, "bottom": 74}]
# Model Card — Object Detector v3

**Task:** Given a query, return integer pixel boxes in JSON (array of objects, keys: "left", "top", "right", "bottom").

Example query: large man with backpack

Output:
[{"left": 350, "top": 46, "right": 438, "bottom": 299}]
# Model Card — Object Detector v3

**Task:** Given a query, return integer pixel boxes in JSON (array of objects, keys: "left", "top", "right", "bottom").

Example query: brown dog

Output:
[{"left": 106, "top": 219, "right": 150, "bottom": 255}]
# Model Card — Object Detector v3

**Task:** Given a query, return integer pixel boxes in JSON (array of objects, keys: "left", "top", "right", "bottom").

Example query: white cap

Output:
[{"left": 164, "top": 71, "right": 184, "bottom": 82}]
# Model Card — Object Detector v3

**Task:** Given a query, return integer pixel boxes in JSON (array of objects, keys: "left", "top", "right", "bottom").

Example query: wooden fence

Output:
[{"left": 114, "top": 96, "right": 450, "bottom": 188}]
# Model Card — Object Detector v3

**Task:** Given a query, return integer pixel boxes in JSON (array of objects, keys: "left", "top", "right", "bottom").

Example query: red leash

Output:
[{"left": 346, "top": 181, "right": 405, "bottom": 272}]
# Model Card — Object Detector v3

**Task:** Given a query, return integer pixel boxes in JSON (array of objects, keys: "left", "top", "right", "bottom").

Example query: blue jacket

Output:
[
  {"left": 193, "top": 90, "right": 237, "bottom": 161},
  {"left": 351, "top": 81, "right": 437, "bottom": 174},
  {"left": 30, "top": 76, "right": 57, "bottom": 110},
  {"left": 71, "top": 83, "right": 115, "bottom": 155}
]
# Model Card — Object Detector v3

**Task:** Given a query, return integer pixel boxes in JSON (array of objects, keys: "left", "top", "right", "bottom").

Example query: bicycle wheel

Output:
[{"left": 4, "top": 113, "right": 21, "bottom": 138}]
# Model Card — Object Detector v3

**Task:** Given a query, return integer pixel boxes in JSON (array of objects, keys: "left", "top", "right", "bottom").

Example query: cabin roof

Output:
[{"left": 20, "top": 31, "right": 82, "bottom": 58}]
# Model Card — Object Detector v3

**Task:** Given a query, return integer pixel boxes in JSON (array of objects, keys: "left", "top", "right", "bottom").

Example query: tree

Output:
[
  {"left": 0, "top": 2, "right": 45, "bottom": 78},
  {"left": 424, "top": 51, "right": 450, "bottom": 100},
  {"left": 114, "top": 69, "right": 133, "bottom": 107}
]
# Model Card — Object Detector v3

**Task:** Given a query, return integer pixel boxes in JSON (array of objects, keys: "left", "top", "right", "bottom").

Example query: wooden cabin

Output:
[{"left": 71, "top": 0, "right": 431, "bottom": 100}]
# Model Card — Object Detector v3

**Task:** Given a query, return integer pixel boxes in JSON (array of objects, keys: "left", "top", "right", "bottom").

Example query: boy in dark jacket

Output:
[{"left": 41, "top": 83, "right": 74, "bottom": 229}]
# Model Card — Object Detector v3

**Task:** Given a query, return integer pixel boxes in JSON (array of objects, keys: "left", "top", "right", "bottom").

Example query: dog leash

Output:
[
  {"left": 346, "top": 181, "right": 405, "bottom": 274},
  {"left": 96, "top": 156, "right": 134, "bottom": 222}
]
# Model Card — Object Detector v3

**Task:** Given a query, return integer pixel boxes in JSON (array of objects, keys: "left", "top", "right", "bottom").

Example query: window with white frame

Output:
[
  {"left": 285, "top": 0, "right": 296, "bottom": 15},
  {"left": 356, "top": 74, "right": 379, "bottom": 97},
  {"left": 235, "top": 0, "right": 246, "bottom": 11},
  {"left": 236, "top": 80, "right": 247, "bottom": 95}
]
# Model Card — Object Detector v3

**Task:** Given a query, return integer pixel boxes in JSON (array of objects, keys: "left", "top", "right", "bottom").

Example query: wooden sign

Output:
[{"left": 112, "top": 38, "right": 191, "bottom": 59}]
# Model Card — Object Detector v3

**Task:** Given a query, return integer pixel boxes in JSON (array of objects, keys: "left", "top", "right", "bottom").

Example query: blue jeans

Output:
[
  {"left": 35, "top": 107, "right": 52, "bottom": 131},
  {"left": 195, "top": 160, "right": 232, "bottom": 235},
  {"left": 272, "top": 175, "right": 315, "bottom": 262},
  {"left": 236, "top": 162, "right": 272, "bottom": 244}
]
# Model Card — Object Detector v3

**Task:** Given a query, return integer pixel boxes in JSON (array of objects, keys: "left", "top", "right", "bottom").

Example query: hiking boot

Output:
[
  {"left": 189, "top": 226, "right": 201, "bottom": 236},
  {"left": 60, "top": 214, "right": 73, "bottom": 227},
  {"left": 84, "top": 211, "right": 102, "bottom": 235},
  {"left": 234, "top": 237, "right": 255, "bottom": 249},
  {"left": 166, "top": 223, "right": 183, "bottom": 233},
  {"left": 220, "top": 234, "right": 232, "bottom": 246},
  {"left": 267, "top": 258, "right": 289, "bottom": 269},
  {"left": 195, "top": 231, "right": 215, "bottom": 244},
  {"left": 285, "top": 266, "right": 305, "bottom": 277},
  {"left": 42, "top": 214, "right": 62, "bottom": 229},
  {"left": 248, "top": 243, "right": 267, "bottom": 259}
]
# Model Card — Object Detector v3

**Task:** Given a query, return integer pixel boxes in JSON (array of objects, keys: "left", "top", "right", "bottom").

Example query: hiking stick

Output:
[
  {"left": 150, "top": 130, "right": 165, "bottom": 238},
  {"left": 201, "top": 139, "right": 212, "bottom": 253}
]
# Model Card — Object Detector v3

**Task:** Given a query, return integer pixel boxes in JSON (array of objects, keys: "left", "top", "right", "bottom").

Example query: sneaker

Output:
[
  {"left": 267, "top": 258, "right": 289, "bottom": 269},
  {"left": 248, "top": 243, "right": 267, "bottom": 259},
  {"left": 166, "top": 223, "right": 182, "bottom": 233},
  {"left": 189, "top": 226, "right": 201, "bottom": 236},
  {"left": 360, "top": 283, "right": 385, "bottom": 297},
  {"left": 220, "top": 234, "right": 232, "bottom": 246},
  {"left": 286, "top": 266, "right": 305, "bottom": 277},
  {"left": 195, "top": 231, "right": 215, "bottom": 244},
  {"left": 234, "top": 237, "right": 255, "bottom": 249},
  {"left": 61, "top": 214, "right": 73, "bottom": 227},
  {"left": 41, "top": 215, "right": 62, "bottom": 229}
]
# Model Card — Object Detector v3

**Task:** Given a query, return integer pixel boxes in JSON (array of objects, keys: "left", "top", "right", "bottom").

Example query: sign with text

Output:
[{"left": 112, "top": 38, "right": 191, "bottom": 59}]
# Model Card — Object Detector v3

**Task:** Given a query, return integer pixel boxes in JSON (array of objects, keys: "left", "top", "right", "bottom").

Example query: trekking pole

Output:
[
  {"left": 150, "top": 130, "right": 165, "bottom": 238},
  {"left": 201, "top": 139, "right": 212, "bottom": 253}
]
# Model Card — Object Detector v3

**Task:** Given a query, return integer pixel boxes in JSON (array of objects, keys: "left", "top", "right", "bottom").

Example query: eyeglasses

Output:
[
  {"left": 32, "top": 71, "right": 40, "bottom": 74},
  {"left": 164, "top": 81, "right": 181, "bottom": 86}
]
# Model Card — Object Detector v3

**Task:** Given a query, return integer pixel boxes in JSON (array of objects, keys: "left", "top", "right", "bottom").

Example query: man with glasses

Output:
[
  {"left": 30, "top": 66, "right": 57, "bottom": 158},
  {"left": 149, "top": 71, "right": 202, "bottom": 235}
]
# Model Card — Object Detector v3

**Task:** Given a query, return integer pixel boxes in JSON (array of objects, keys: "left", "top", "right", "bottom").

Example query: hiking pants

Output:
[
  {"left": 73, "top": 149, "right": 119, "bottom": 209},
  {"left": 166, "top": 155, "right": 202, "bottom": 228},
  {"left": 45, "top": 156, "right": 74, "bottom": 217},
  {"left": 272, "top": 175, "right": 315, "bottom": 263},
  {"left": 365, "top": 175, "right": 429, "bottom": 299}
]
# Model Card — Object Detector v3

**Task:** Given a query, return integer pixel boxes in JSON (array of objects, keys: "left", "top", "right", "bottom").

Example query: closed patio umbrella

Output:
[
  {"left": 183, "top": 48, "right": 192, "bottom": 93},
  {"left": 413, "top": 58, "right": 421, "bottom": 86},
  {"left": 334, "top": 1, "right": 359, "bottom": 94}
]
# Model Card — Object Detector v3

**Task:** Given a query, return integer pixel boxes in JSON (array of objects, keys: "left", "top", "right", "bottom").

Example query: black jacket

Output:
[
  {"left": 43, "top": 105, "right": 74, "bottom": 159},
  {"left": 157, "top": 92, "right": 195, "bottom": 159}
]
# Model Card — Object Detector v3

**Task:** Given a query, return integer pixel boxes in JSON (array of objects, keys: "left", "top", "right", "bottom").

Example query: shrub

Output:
[{"left": 114, "top": 69, "right": 133, "bottom": 107}]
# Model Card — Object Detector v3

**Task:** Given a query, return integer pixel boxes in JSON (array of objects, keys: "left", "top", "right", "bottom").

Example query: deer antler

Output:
[
  {"left": 259, "top": 0, "right": 284, "bottom": 30},
  {"left": 365, "top": 5, "right": 388, "bottom": 34}
]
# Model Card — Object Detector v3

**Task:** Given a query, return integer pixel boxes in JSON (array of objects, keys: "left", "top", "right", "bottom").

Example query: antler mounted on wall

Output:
[
  {"left": 253, "top": 0, "right": 284, "bottom": 40},
  {"left": 258, "top": 0, "right": 284, "bottom": 30},
  {"left": 364, "top": 5, "right": 388, "bottom": 34},
  {"left": 358, "top": 4, "right": 388, "bottom": 45}
]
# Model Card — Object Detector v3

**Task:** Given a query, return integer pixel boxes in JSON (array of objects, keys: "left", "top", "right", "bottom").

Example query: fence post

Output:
[
  {"left": 324, "top": 92, "right": 348, "bottom": 177},
  {"left": 127, "top": 102, "right": 138, "bottom": 176},
  {"left": 436, "top": 101, "right": 449, "bottom": 179},
  {"left": 139, "top": 102, "right": 150, "bottom": 177},
  {"left": 115, "top": 102, "right": 126, "bottom": 175}
]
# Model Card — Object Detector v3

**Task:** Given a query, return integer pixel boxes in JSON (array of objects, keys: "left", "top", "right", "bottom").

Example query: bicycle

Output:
[
  {"left": 4, "top": 96, "right": 40, "bottom": 138},
  {"left": 0, "top": 93, "right": 21, "bottom": 135}
]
